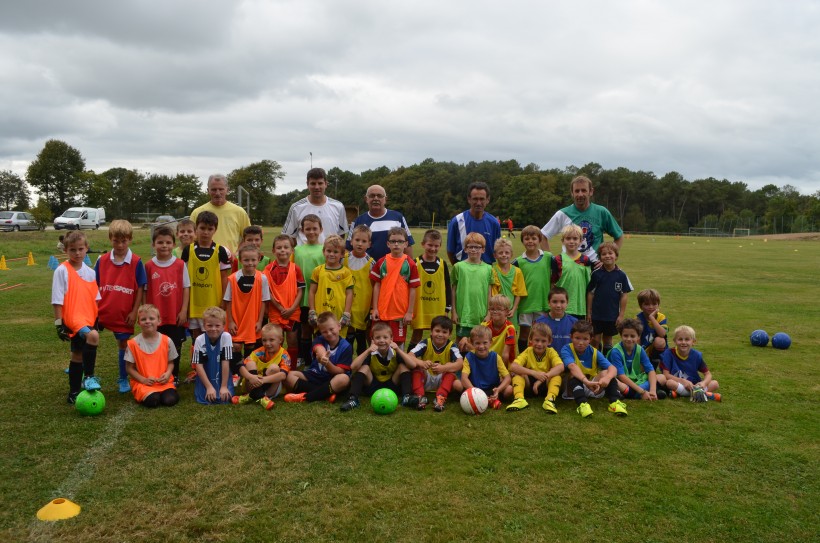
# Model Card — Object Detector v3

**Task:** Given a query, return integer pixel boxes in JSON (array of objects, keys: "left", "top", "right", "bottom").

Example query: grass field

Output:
[{"left": 1, "top": 228, "right": 818, "bottom": 543}]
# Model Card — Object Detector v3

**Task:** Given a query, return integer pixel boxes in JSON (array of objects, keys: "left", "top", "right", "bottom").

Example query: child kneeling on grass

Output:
[
  {"left": 233, "top": 323, "right": 291, "bottom": 410},
  {"left": 506, "top": 323, "right": 563, "bottom": 414},
  {"left": 192, "top": 306, "right": 235, "bottom": 405},
  {"left": 339, "top": 321, "right": 416, "bottom": 412},
  {"left": 461, "top": 325, "right": 512, "bottom": 410},
  {"left": 284, "top": 312, "right": 352, "bottom": 403},
  {"left": 125, "top": 304, "right": 179, "bottom": 408},
  {"left": 408, "top": 316, "right": 464, "bottom": 412},
  {"left": 660, "top": 325, "right": 720, "bottom": 400},
  {"left": 560, "top": 320, "right": 627, "bottom": 418}
]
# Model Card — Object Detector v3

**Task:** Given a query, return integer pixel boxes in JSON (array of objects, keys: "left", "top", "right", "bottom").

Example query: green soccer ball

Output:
[
  {"left": 75, "top": 390, "right": 106, "bottom": 416},
  {"left": 371, "top": 388, "right": 398, "bottom": 415}
]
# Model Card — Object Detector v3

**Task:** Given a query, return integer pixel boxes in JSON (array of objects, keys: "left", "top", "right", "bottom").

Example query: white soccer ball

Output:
[{"left": 460, "top": 388, "right": 489, "bottom": 415}]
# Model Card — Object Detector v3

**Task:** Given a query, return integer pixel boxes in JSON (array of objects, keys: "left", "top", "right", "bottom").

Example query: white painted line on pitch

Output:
[{"left": 28, "top": 403, "right": 136, "bottom": 542}]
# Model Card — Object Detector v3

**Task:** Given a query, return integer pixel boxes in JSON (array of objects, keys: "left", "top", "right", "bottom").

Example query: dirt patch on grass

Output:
[{"left": 749, "top": 233, "right": 820, "bottom": 241}]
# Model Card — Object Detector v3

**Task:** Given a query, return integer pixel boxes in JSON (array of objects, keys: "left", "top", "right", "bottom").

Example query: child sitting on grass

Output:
[
  {"left": 192, "top": 306, "right": 234, "bottom": 405},
  {"left": 408, "top": 316, "right": 464, "bottom": 412},
  {"left": 660, "top": 325, "right": 720, "bottom": 400},
  {"left": 461, "top": 325, "right": 512, "bottom": 410},
  {"left": 125, "top": 304, "right": 179, "bottom": 408},
  {"left": 233, "top": 323, "right": 290, "bottom": 410},
  {"left": 561, "top": 320, "right": 627, "bottom": 418},
  {"left": 609, "top": 318, "right": 664, "bottom": 401},
  {"left": 284, "top": 312, "right": 352, "bottom": 403},
  {"left": 506, "top": 323, "right": 563, "bottom": 413},
  {"left": 636, "top": 288, "right": 668, "bottom": 367}
]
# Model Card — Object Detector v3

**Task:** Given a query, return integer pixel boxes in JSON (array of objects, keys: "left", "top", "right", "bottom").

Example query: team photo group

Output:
[{"left": 52, "top": 167, "right": 721, "bottom": 418}]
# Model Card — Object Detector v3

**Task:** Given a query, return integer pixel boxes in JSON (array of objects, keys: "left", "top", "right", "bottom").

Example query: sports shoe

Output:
[
  {"left": 670, "top": 390, "right": 678, "bottom": 399},
  {"left": 284, "top": 392, "right": 307, "bottom": 403},
  {"left": 232, "top": 394, "right": 251, "bottom": 405},
  {"left": 608, "top": 399, "right": 628, "bottom": 416},
  {"left": 489, "top": 398, "right": 503, "bottom": 410},
  {"left": 542, "top": 398, "right": 558, "bottom": 414},
  {"left": 401, "top": 394, "right": 419, "bottom": 408},
  {"left": 656, "top": 389, "right": 667, "bottom": 400},
  {"left": 706, "top": 392, "right": 721, "bottom": 402},
  {"left": 340, "top": 396, "right": 360, "bottom": 412},
  {"left": 117, "top": 377, "right": 131, "bottom": 394},
  {"left": 417, "top": 396, "right": 428, "bottom": 410},
  {"left": 328, "top": 394, "right": 336, "bottom": 403},
  {"left": 259, "top": 396, "right": 275, "bottom": 410},
  {"left": 232, "top": 374, "right": 241, "bottom": 387},
  {"left": 66, "top": 391, "right": 80, "bottom": 404},
  {"left": 577, "top": 402, "right": 593, "bottom": 418},
  {"left": 83, "top": 376, "right": 101, "bottom": 391},
  {"left": 185, "top": 370, "right": 197, "bottom": 384},
  {"left": 433, "top": 395, "right": 446, "bottom": 412},
  {"left": 173, "top": 377, "right": 180, "bottom": 388},
  {"left": 506, "top": 397, "right": 529, "bottom": 412}
]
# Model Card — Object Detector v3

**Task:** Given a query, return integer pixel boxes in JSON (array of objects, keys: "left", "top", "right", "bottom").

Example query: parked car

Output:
[
  {"left": 54, "top": 207, "right": 106, "bottom": 230},
  {"left": 0, "top": 211, "right": 41, "bottom": 231},
  {"left": 152, "top": 215, "right": 177, "bottom": 226}
]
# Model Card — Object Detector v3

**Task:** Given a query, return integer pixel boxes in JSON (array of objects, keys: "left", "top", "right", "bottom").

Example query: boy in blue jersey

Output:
[
  {"left": 339, "top": 321, "right": 416, "bottom": 411},
  {"left": 660, "top": 325, "right": 720, "bottom": 399},
  {"left": 536, "top": 287, "right": 577, "bottom": 399},
  {"left": 636, "top": 288, "right": 668, "bottom": 367},
  {"left": 461, "top": 325, "right": 512, "bottom": 410},
  {"left": 586, "top": 241, "right": 633, "bottom": 354},
  {"left": 284, "top": 312, "right": 352, "bottom": 403},
  {"left": 561, "top": 320, "right": 627, "bottom": 418},
  {"left": 609, "top": 319, "right": 665, "bottom": 401}
]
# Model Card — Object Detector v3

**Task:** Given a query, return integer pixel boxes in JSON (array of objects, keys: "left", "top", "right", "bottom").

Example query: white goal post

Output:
[{"left": 733, "top": 228, "right": 751, "bottom": 237}]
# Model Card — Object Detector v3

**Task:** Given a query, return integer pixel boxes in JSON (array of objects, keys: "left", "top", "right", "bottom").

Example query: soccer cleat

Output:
[
  {"left": 284, "top": 392, "right": 307, "bottom": 403},
  {"left": 117, "top": 378, "right": 131, "bottom": 394},
  {"left": 433, "top": 395, "right": 446, "bottom": 412},
  {"left": 608, "top": 399, "right": 628, "bottom": 416},
  {"left": 232, "top": 374, "right": 241, "bottom": 387},
  {"left": 706, "top": 392, "right": 721, "bottom": 402},
  {"left": 83, "top": 376, "right": 101, "bottom": 392},
  {"left": 259, "top": 396, "right": 275, "bottom": 410},
  {"left": 489, "top": 398, "right": 503, "bottom": 410},
  {"left": 328, "top": 394, "right": 336, "bottom": 403},
  {"left": 173, "top": 377, "right": 180, "bottom": 388},
  {"left": 401, "top": 394, "right": 419, "bottom": 408},
  {"left": 577, "top": 402, "right": 593, "bottom": 418},
  {"left": 66, "top": 391, "right": 80, "bottom": 404},
  {"left": 542, "top": 398, "right": 558, "bottom": 414},
  {"left": 340, "top": 396, "right": 360, "bottom": 412},
  {"left": 506, "top": 397, "right": 530, "bottom": 412},
  {"left": 417, "top": 396, "right": 429, "bottom": 410},
  {"left": 185, "top": 370, "right": 197, "bottom": 384},
  {"left": 232, "top": 394, "right": 251, "bottom": 405},
  {"left": 656, "top": 389, "right": 667, "bottom": 400},
  {"left": 670, "top": 390, "right": 678, "bottom": 399}
]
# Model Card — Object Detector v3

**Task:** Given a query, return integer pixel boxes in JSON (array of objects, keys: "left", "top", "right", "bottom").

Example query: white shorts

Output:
[
  {"left": 422, "top": 372, "right": 444, "bottom": 392},
  {"left": 518, "top": 312, "right": 545, "bottom": 327},
  {"left": 188, "top": 318, "right": 204, "bottom": 330}
]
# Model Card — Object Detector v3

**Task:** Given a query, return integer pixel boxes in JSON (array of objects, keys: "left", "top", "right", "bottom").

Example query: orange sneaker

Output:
[
  {"left": 328, "top": 394, "right": 337, "bottom": 403},
  {"left": 490, "top": 398, "right": 503, "bottom": 410},
  {"left": 260, "top": 396, "right": 275, "bottom": 410},
  {"left": 284, "top": 392, "right": 307, "bottom": 403}
]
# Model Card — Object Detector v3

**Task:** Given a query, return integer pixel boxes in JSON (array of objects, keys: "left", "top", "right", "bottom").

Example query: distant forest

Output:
[{"left": 10, "top": 140, "right": 819, "bottom": 234}]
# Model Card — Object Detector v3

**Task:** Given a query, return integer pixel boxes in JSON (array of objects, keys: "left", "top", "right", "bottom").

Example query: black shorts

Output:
[
  {"left": 364, "top": 378, "right": 399, "bottom": 397},
  {"left": 69, "top": 325, "right": 97, "bottom": 352},
  {"left": 158, "top": 324, "right": 187, "bottom": 348},
  {"left": 592, "top": 320, "right": 618, "bottom": 336}
]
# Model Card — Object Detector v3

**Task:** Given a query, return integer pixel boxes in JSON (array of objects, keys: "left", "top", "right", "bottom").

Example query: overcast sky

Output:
[{"left": 1, "top": 0, "right": 818, "bottom": 196}]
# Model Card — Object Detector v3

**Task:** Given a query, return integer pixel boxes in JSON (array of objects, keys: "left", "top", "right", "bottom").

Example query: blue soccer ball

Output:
[
  {"left": 771, "top": 332, "right": 791, "bottom": 350},
  {"left": 750, "top": 329, "right": 769, "bottom": 347}
]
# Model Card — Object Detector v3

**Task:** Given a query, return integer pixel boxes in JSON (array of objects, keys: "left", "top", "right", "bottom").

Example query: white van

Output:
[{"left": 54, "top": 207, "right": 107, "bottom": 230}]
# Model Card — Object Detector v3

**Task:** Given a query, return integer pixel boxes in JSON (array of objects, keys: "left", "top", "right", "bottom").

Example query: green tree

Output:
[
  {"left": 79, "top": 170, "right": 114, "bottom": 210},
  {"left": 0, "top": 170, "right": 30, "bottom": 210},
  {"left": 103, "top": 167, "right": 144, "bottom": 220},
  {"left": 227, "top": 160, "right": 284, "bottom": 225},
  {"left": 29, "top": 197, "right": 54, "bottom": 229},
  {"left": 26, "top": 140, "right": 86, "bottom": 215},
  {"left": 169, "top": 173, "right": 206, "bottom": 217}
]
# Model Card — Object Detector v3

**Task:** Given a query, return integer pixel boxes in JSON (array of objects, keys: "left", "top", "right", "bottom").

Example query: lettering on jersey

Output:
[
  {"left": 101, "top": 284, "right": 135, "bottom": 295},
  {"left": 159, "top": 281, "right": 178, "bottom": 297}
]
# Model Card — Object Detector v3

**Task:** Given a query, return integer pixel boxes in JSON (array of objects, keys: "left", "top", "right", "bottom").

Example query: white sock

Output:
[{"left": 676, "top": 383, "right": 690, "bottom": 396}]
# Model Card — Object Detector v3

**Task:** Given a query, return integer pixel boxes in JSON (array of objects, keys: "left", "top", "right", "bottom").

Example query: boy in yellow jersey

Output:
[
  {"left": 560, "top": 320, "right": 627, "bottom": 418},
  {"left": 232, "top": 323, "right": 290, "bottom": 410},
  {"left": 180, "top": 211, "right": 231, "bottom": 340},
  {"left": 409, "top": 229, "right": 452, "bottom": 350},
  {"left": 491, "top": 237, "right": 526, "bottom": 327},
  {"left": 458, "top": 295, "right": 516, "bottom": 368},
  {"left": 344, "top": 224, "right": 376, "bottom": 355},
  {"left": 264, "top": 234, "right": 305, "bottom": 369},
  {"left": 339, "top": 321, "right": 416, "bottom": 411},
  {"left": 506, "top": 322, "right": 563, "bottom": 413},
  {"left": 52, "top": 230, "right": 102, "bottom": 404},
  {"left": 309, "top": 235, "right": 354, "bottom": 337},
  {"left": 408, "top": 316, "right": 464, "bottom": 412},
  {"left": 370, "top": 227, "right": 420, "bottom": 349}
]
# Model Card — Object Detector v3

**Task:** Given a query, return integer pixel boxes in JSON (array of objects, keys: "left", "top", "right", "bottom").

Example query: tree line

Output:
[{"left": 3, "top": 139, "right": 818, "bottom": 234}]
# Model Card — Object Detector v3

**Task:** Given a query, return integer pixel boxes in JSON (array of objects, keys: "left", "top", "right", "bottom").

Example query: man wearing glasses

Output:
[
  {"left": 447, "top": 181, "right": 501, "bottom": 265},
  {"left": 347, "top": 185, "right": 414, "bottom": 261}
]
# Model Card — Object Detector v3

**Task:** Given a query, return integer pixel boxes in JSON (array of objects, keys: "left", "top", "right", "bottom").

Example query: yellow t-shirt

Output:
[{"left": 189, "top": 201, "right": 250, "bottom": 254}]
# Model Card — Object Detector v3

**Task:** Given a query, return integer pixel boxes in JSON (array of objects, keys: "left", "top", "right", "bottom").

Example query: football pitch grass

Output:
[{"left": 0, "top": 228, "right": 817, "bottom": 542}]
